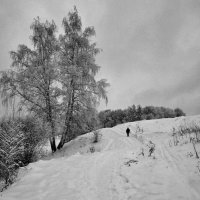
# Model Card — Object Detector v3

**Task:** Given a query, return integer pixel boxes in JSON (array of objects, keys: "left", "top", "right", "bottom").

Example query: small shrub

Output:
[
  {"left": 18, "top": 117, "right": 47, "bottom": 165},
  {"left": 124, "top": 159, "right": 138, "bottom": 166},
  {"left": 171, "top": 123, "right": 200, "bottom": 159},
  {"left": 93, "top": 130, "right": 100, "bottom": 143},
  {"left": 186, "top": 152, "right": 193, "bottom": 157},
  {"left": 135, "top": 124, "right": 143, "bottom": 134},
  {"left": 138, "top": 148, "right": 144, "bottom": 156},
  {"left": 89, "top": 146, "right": 95, "bottom": 153},
  {"left": 147, "top": 141, "right": 156, "bottom": 157}
]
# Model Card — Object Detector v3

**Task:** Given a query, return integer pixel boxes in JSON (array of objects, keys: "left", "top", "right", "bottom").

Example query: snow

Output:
[{"left": 1, "top": 115, "right": 200, "bottom": 200}]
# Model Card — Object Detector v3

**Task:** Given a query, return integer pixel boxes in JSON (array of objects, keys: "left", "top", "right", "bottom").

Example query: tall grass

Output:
[{"left": 171, "top": 122, "right": 200, "bottom": 159}]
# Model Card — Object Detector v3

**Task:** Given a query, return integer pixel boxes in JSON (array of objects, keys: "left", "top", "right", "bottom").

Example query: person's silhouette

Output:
[{"left": 126, "top": 127, "right": 130, "bottom": 137}]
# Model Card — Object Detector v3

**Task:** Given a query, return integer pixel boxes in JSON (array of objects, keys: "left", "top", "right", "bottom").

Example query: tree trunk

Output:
[
  {"left": 46, "top": 88, "right": 57, "bottom": 152},
  {"left": 57, "top": 110, "right": 71, "bottom": 149},
  {"left": 57, "top": 41, "right": 77, "bottom": 150},
  {"left": 49, "top": 120, "right": 56, "bottom": 152},
  {"left": 57, "top": 87, "right": 75, "bottom": 150},
  {"left": 57, "top": 103, "right": 73, "bottom": 149},
  {"left": 49, "top": 136, "right": 56, "bottom": 153}
]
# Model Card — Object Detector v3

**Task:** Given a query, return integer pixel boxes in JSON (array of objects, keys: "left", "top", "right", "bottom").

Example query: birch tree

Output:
[
  {"left": 0, "top": 18, "right": 59, "bottom": 152},
  {"left": 57, "top": 7, "right": 109, "bottom": 149}
]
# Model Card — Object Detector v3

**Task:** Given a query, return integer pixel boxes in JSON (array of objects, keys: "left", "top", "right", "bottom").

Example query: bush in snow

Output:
[
  {"left": 171, "top": 123, "right": 200, "bottom": 159},
  {"left": 93, "top": 130, "right": 100, "bottom": 143},
  {"left": 89, "top": 146, "right": 95, "bottom": 153},
  {"left": 172, "top": 123, "right": 200, "bottom": 144},
  {"left": 135, "top": 123, "right": 143, "bottom": 134},
  {"left": 0, "top": 119, "right": 24, "bottom": 188},
  {"left": 17, "top": 117, "right": 47, "bottom": 165},
  {"left": 0, "top": 117, "right": 47, "bottom": 189}
]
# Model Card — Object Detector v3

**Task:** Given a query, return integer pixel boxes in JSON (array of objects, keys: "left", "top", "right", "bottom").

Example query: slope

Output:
[{"left": 1, "top": 115, "right": 200, "bottom": 200}]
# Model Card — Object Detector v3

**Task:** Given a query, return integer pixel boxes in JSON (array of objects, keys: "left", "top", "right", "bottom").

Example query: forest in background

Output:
[{"left": 98, "top": 105, "right": 185, "bottom": 128}]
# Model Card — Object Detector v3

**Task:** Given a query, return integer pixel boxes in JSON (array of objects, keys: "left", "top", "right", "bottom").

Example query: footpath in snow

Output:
[{"left": 1, "top": 115, "right": 200, "bottom": 200}]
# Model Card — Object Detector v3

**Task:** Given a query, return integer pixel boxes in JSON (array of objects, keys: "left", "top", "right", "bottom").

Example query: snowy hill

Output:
[{"left": 1, "top": 115, "right": 200, "bottom": 200}]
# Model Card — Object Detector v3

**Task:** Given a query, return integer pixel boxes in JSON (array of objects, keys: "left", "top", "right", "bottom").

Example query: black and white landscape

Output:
[{"left": 0, "top": 1, "right": 200, "bottom": 200}]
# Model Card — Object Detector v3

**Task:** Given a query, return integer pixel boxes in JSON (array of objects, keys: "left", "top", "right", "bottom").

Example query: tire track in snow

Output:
[
  {"left": 87, "top": 129, "right": 142, "bottom": 200},
  {"left": 157, "top": 141, "right": 200, "bottom": 200}
]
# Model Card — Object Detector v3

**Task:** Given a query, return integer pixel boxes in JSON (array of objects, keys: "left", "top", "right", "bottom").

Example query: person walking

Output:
[{"left": 126, "top": 127, "right": 130, "bottom": 137}]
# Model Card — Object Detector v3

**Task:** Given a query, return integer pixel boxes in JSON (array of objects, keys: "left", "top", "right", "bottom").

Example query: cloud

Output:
[
  {"left": 1, "top": 0, "right": 200, "bottom": 115},
  {"left": 132, "top": 63, "right": 200, "bottom": 114}
]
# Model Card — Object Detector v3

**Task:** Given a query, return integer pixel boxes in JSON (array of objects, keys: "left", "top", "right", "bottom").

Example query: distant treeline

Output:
[{"left": 98, "top": 105, "right": 185, "bottom": 128}]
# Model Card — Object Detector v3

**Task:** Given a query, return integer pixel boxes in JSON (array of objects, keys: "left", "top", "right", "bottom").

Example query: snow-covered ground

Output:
[{"left": 1, "top": 115, "right": 200, "bottom": 200}]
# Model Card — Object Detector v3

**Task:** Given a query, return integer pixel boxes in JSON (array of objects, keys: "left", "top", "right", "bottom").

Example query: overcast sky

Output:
[{"left": 0, "top": 0, "right": 200, "bottom": 115}]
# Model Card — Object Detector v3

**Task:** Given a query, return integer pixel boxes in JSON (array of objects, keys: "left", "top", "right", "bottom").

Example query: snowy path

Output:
[{"left": 2, "top": 118, "right": 200, "bottom": 200}]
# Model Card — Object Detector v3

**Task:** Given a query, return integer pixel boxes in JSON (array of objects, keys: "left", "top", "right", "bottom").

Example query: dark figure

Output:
[{"left": 126, "top": 127, "right": 130, "bottom": 137}]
